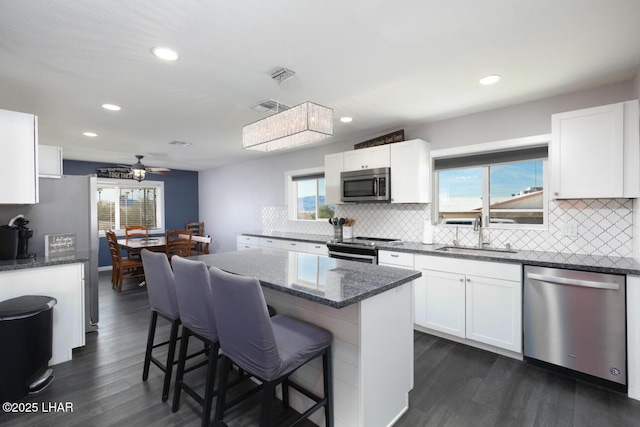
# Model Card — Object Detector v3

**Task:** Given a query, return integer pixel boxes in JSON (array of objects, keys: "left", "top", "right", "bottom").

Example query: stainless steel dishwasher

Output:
[{"left": 523, "top": 265, "right": 626, "bottom": 390}]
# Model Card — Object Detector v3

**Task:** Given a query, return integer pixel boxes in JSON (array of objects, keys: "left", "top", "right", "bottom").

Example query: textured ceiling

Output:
[{"left": 1, "top": 0, "right": 639, "bottom": 171}]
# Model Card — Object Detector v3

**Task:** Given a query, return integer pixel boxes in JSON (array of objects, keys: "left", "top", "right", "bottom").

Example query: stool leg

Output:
[
  {"left": 260, "top": 381, "right": 276, "bottom": 427},
  {"left": 324, "top": 346, "right": 333, "bottom": 427},
  {"left": 142, "top": 311, "right": 158, "bottom": 381},
  {"left": 201, "top": 341, "right": 219, "bottom": 427},
  {"left": 162, "top": 319, "right": 180, "bottom": 402},
  {"left": 172, "top": 327, "right": 191, "bottom": 412},
  {"left": 214, "top": 356, "right": 232, "bottom": 425},
  {"left": 282, "top": 377, "right": 290, "bottom": 408}
]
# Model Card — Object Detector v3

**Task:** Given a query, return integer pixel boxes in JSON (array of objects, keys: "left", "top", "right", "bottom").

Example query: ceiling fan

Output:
[{"left": 119, "top": 155, "right": 171, "bottom": 182}]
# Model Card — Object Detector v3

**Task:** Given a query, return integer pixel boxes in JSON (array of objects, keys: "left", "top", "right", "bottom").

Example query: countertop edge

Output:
[{"left": 0, "top": 256, "right": 90, "bottom": 272}]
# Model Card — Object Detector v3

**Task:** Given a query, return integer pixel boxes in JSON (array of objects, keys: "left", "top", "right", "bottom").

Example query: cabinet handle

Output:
[
  {"left": 554, "top": 192, "right": 559, "bottom": 196},
  {"left": 267, "top": 240, "right": 273, "bottom": 242},
  {"left": 459, "top": 278, "right": 464, "bottom": 282},
  {"left": 290, "top": 243, "right": 296, "bottom": 246},
  {"left": 391, "top": 254, "right": 399, "bottom": 258},
  {"left": 314, "top": 245, "right": 321, "bottom": 248}
]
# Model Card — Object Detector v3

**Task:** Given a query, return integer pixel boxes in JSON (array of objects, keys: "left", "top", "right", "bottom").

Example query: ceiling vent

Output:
[{"left": 252, "top": 99, "right": 291, "bottom": 113}]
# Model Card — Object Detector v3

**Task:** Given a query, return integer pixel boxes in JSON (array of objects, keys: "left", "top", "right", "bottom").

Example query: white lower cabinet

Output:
[
  {"left": 414, "top": 254, "right": 522, "bottom": 354},
  {"left": 420, "top": 269, "right": 465, "bottom": 338},
  {"left": 237, "top": 235, "right": 328, "bottom": 256}
]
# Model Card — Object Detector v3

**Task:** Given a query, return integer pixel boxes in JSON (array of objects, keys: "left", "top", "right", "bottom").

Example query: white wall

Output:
[
  {"left": 199, "top": 139, "right": 353, "bottom": 252},
  {"left": 200, "top": 80, "right": 638, "bottom": 252},
  {"left": 634, "top": 69, "right": 640, "bottom": 102}
]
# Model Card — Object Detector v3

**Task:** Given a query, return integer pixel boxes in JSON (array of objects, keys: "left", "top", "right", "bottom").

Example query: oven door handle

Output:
[{"left": 328, "top": 250, "right": 376, "bottom": 261}]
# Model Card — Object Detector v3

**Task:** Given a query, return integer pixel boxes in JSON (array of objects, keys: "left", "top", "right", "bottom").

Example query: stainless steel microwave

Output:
[{"left": 340, "top": 167, "right": 391, "bottom": 202}]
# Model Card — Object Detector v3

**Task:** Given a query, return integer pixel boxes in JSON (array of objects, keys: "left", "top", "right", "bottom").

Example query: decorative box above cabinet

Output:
[
  {"left": 39, "top": 145, "right": 63, "bottom": 178},
  {"left": 551, "top": 100, "right": 639, "bottom": 199},
  {"left": 0, "top": 109, "right": 39, "bottom": 204}
]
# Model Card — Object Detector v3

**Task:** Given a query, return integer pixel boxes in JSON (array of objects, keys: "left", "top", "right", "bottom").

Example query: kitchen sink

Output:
[{"left": 436, "top": 245, "right": 517, "bottom": 255}]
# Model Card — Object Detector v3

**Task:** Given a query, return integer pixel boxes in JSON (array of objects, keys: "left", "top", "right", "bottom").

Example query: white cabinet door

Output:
[
  {"left": 551, "top": 102, "right": 625, "bottom": 198},
  {"left": 324, "top": 152, "right": 343, "bottom": 205},
  {"left": 0, "top": 109, "right": 38, "bottom": 203},
  {"left": 306, "top": 243, "right": 328, "bottom": 255},
  {"left": 465, "top": 274, "right": 522, "bottom": 352},
  {"left": 259, "top": 237, "right": 283, "bottom": 249},
  {"left": 281, "top": 240, "right": 309, "bottom": 252},
  {"left": 390, "top": 139, "right": 430, "bottom": 203},
  {"left": 343, "top": 145, "right": 390, "bottom": 171},
  {"left": 422, "top": 269, "right": 466, "bottom": 338}
]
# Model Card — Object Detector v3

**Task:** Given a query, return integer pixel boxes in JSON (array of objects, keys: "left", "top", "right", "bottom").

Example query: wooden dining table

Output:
[{"left": 117, "top": 236, "right": 168, "bottom": 252}]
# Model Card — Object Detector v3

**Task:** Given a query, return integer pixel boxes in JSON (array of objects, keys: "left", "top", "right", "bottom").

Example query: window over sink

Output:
[
  {"left": 97, "top": 179, "right": 165, "bottom": 234},
  {"left": 435, "top": 145, "right": 548, "bottom": 229}
]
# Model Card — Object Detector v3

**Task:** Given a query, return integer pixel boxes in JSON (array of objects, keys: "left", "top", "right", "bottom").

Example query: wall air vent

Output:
[{"left": 252, "top": 99, "right": 291, "bottom": 113}]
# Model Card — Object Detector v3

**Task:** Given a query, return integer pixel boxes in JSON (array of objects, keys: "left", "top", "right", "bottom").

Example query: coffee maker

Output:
[
  {"left": 13, "top": 215, "right": 34, "bottom": 259},
  {"left": 0, "top": 214, "right": 34, "bottom": 260}
]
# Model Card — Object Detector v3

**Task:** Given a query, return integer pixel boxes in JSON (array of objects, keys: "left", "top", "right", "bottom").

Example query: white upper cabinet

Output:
[
  {"left": 325, "top": 139, "right": 431, "bottom": 204},
  {"left": 390, "top": 139, "right": 430, "bottom": 203},
  {"left": 39, "top": 145, "right": 63, "bottom": 178},
  {"left": 343, "top": 144, "right": 390, "bottom": 171},
  {"left": 324, "top": 152, "right": 343, "bottom": 205},
  {"left": 0, "top": 109, "right": 38, "bottom": 204},
  {"left": 551, "top": 100, "right": 639, "bottom": 199}
]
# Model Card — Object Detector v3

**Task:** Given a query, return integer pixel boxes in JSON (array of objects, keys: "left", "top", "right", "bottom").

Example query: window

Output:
[
  {"left": 435, "top": 147, "right": 547, "bottom": 228},
  {"left": 97, "top": 179, "right": 164, "bottom": 234},
  {"left": 286, "top": 168, "right": 335, "bottom": 221}
]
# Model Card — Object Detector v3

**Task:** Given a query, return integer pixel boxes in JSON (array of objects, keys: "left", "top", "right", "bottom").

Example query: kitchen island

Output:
[{"left": 191, "top": 248, "right": 421, "bottom": 427}]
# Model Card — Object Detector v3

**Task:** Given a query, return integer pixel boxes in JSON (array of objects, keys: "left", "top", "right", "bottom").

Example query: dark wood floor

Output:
[{"left": 2, "top": 272, "right": 640, "bottom": 426}]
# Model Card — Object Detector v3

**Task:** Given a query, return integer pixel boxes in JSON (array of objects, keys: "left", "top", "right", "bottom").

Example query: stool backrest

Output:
[
  {"left": 172, "top": 256, "right": 218, "bottom": 342},
  {"left": 209, "top": 266, "right": 280, "bottom": 378},
  {"left": 141, "top": 249, "right": 179, "bottom": 320}
]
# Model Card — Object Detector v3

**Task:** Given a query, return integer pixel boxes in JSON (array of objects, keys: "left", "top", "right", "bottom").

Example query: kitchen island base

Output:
[{"left": 262, "top": 282, "right": 413, "bottom": 427}]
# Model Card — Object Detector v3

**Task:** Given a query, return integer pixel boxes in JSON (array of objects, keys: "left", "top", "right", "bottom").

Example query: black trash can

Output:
[{"left": 0, "top": 295, "right": 57, "bottom": 402}]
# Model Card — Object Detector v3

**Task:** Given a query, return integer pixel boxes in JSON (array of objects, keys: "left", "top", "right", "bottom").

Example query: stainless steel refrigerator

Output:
[{"left": 0, "top": 175, "right": 99, "bottom": 330}]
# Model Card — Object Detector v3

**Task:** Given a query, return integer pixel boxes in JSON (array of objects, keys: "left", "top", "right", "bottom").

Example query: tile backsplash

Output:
[{"left": 262, "top": 198, "right": 634, "bottom": 257}]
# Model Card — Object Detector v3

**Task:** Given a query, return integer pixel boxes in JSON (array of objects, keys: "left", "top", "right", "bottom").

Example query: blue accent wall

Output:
[{"left": 63, "top": 160, "right": 199, "bottom": 267}]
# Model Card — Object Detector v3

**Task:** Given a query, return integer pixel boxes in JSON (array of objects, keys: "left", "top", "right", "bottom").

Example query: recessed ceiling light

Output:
[
  {"left": 340, "top": 116, "right": 353, "bottom": 123},
  {"left": 83, "top": 132, "right": 98, "bottom": 137},
  {"left": 152, "top": 47, "right": 179, "bottom": 61},
  {"left": 169, "top": 140, "right": 192, "bottom": 147},
  {"left": 479, "top": 74, "right": 501, "bottom": 85},
  {"left": 101, "top": 103, "right": 121, "bottom": 111}
]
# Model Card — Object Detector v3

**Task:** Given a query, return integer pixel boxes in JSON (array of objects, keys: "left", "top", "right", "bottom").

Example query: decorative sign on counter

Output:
[
  {"left": 354, "top": 129, "right": 404, "bottom": 149},
  {"left": 45, "top": 233, "right": 76, "bottom": 258}
]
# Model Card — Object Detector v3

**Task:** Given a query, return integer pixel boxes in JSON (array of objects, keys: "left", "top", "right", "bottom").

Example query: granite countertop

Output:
[
  {"left": 0, "top": 253, "right": 90, "bottom": 272},
  {"left": 240, "top": 231, "right": 640, "bottom": 275},
  {"left": 190, "top": 248, "right": 421, "bottom": 309}
]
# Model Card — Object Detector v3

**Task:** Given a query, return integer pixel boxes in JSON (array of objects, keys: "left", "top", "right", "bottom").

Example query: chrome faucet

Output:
[{"left": 474, "top": 213, "right": 484, "bottom": 248}]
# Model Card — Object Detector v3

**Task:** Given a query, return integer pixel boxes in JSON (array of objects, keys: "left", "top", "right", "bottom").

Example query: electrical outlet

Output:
[{"left": 561, "top": 221, "right": 578, "bottom": 237}]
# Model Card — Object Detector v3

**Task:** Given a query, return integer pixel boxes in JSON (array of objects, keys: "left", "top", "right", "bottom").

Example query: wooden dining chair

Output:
[
  {"left": 166, "top": 229, "right": 192, "bottom": 262},
  {"left": 124, "top": 225, "right": 149, "bottom": 259},
  {"left": 106, "top": 230, "right": 144, "bottom": 292},
  {"left": 179, "top": 234, "right": 211, "bottom": 255},
  {"left": 125, "top": 225, "right": 149, "bottom": 239},
  {"left": 185, "top": 222, "right": 204, "bottom": 237},
  {"left": 185, "top": 222, "right": 205, "bottom": 253}
]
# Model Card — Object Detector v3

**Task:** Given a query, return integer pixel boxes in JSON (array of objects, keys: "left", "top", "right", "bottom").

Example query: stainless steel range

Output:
[{"left": 327, "top": 237, "right": 400, "bottom": 264}]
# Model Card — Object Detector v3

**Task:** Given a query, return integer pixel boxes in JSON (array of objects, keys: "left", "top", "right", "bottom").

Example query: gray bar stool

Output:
[
  {"left": 170, "top": 255, "right": 222, "bottom": 426},
  {"left": 209, "top": 266, "right": 334, "bottom": 427},
  {"left": 140, "top": 249, "right": 181, "bottom": 402}
]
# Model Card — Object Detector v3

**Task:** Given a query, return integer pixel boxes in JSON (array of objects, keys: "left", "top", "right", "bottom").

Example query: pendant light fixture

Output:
[
  {"left": 242, "top": 68, "right": 333, "bottom": 152},
  {"left": 130, "top": 155, "right": 147, "bottom": 182}
]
